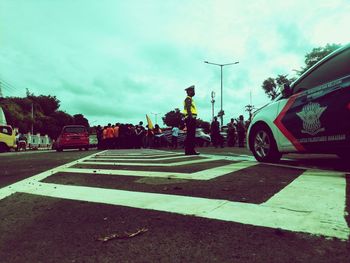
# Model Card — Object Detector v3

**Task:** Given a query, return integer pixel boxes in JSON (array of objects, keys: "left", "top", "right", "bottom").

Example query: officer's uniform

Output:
[{"left": 183, "top": 85, "right": 199, "bottom": 155}]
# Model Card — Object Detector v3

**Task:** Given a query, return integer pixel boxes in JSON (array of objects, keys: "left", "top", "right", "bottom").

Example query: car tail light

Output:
[{"left": 347, "top": 102, "right": 350, "bottom": 110}]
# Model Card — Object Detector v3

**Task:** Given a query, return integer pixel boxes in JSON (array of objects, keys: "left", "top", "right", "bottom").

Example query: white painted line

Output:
[
  {"left": 81, "top": 157, "right": 222, "bottom": 167},
  {"left": 191, "top": 161, "right": 257, "bottom": 180},
  {"left": 15, "top": 181, "right": 350, "bottom": 240},
  {"left": 0, "top": 150, "right": 107, "bottom": 201},
  {"left": 263, "top": 169, "right": 349, "bottom": 238},
  {"left": 91, "top": 154, "right": 200, "bottom": 161},
  {"left": 58, "top": 161, "right": 257, "bottom": 181},
  {"left": 96, "top": 150, "right": 181, "bottom": 157},
  {"left": 95, "top": 153, "right": 182, "bottom": 157},
  {"left": 2, "top": 149, "right": 348, "bottom": 240},
  {"left": 60, "top": 167, "right": 192, "bottom": 180}
]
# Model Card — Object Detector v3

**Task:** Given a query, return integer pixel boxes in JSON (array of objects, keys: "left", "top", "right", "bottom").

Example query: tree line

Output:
[
  {"left": 0, "top": 90, "right": 89, "bottom": 139},
  {"left": 262, "top": 43, "right": 341, "bottom": 100}
]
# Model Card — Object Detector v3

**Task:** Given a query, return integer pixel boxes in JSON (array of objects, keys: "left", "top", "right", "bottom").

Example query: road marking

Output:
[
  {"left": 59, "top": 161, "right": 257, "bottom": 180},
  {"left": 91, "top": 155, "right": 199, "bottom": 161},
  {"left": 95, "top": 152, "right": 181, "bottom": 157},
  {"left": 0, "top": 151, "right": 107, "bottom": 200},
  {"left": 14, "top": 180, "right": 349, "bottom": 240},
  {"left": 0, "top": 149, "right": 348, "bottom": 240},
  {"left": 263, "top": 169, "right": 348, "bottom": 238},
  {"left": 81, "top": 157, "right": 222, "bottom": 166}
]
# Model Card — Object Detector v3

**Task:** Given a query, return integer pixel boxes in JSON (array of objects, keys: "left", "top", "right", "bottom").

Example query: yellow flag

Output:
[{"left": 146, "top": 114, "right": 154, "bottom": 129}]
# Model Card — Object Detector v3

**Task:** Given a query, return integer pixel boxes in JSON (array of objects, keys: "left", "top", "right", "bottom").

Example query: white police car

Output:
[{"left": 248, "top": 43, "right": 350, "bottom": 162}]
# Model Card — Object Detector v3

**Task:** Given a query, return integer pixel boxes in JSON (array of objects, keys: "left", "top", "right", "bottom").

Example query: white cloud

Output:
[{"left": 0, "top": 0, "right": 349, "bottom": 126}]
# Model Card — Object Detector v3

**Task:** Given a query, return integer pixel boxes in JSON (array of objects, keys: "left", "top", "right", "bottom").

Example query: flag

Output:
[{"left": 146, "top": 114, "right": 154, "bottom": 129}]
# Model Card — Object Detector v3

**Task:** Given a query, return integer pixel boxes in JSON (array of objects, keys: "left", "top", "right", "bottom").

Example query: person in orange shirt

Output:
[{"left": 106, "top": 123, "right": 114, "bottom": 149}]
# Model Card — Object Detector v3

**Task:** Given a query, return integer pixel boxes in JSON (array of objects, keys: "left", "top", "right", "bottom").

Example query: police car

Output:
[{"left": 248, "top": 43, "right": 350, "bottom": 162}]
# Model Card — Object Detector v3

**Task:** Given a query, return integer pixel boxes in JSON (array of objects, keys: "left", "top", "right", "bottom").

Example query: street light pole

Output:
[
  {"left": 204, "top": 60, "right": 239, "bottom": 128},
  {"left": 211, "top": 91, "right": 215, "bottom": 121},
  {"left": 151, "top": 112, "right": 160, "bottom": 125}
]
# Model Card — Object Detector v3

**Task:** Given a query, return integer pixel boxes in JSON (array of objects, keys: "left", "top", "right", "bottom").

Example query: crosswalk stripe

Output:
[
  {"left": 58, "top": 161, "right": 257, "bottom": 180},
  {"left": 14, "top": 181, "right": 350, "bottom": 240},
  {"left": 263, "top": 169, "right": 348, "bottom": 237},
  {"left": 91, "top": 155, "right": 200, "bottom": 161},
  {"left": 1, "top": 149, "right": 348, "bottom": 240},
  {"left": 0, "top": 151, "right": 106, "bottom": 200},
  {"left": 95, "top": 152, "right": 181, "bottom": 157},
  {"left": 81, "top": 158, "right": 222, "bottom": 167}
]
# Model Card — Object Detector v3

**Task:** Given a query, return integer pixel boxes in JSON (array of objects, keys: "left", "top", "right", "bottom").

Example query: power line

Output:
[
  {"left": 0, "top": 82, "right": 21, "bottom": 97},
  {"left": 0, "top": 77, "right": 25, "bottom": 97},
  {"left": 0, "top": 78, "right": 23, "bottom": 92}
]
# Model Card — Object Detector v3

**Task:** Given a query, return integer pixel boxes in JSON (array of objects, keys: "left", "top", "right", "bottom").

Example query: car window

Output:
[
  {"left": 0, "top": 126, "right": 12, "bottom": 135},
  {"left": 64, "top": 127, "right": 87, "bottom": 133},
  {"left": 293, "top": 48, "right": 350, "bottom": 94}
]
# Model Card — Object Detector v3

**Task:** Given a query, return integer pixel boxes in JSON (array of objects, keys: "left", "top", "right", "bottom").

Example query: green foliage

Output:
[
  {"left": 32, "top": 95, "right": 60, "bottom": 116},
  {"left": 162, "top": 108, "right": 184, "bottom": 127},
  {"left": 299, "top": 43, "right": 341, "bottom": 75},
  {"left": 262, "top": 75, "right": 295, "bottom": 100},
  {"left": 261, "top": 43, "right": 342, "bottom": 100},
  {"left": 0, "top": 95, "right": 89, "bottom": 139},
  {"left": 73, "top": 114, "right": 89, "bottom": 127}
]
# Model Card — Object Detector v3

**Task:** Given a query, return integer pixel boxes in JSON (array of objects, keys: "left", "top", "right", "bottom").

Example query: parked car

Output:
[
  {"left": 247, "top": 43, "right": 350, "bottom": 162},
  {"left": 162, "top": 128, "right": 211, "bottom": 147},
  {"left": 0, "top": 125, "right": 17, "bottom": 152},
  {"left": 195, "top": 128, "right": 211, "bottom": 147},
  {"left": 55, "top": 125, "right": 89, "bottom": 152}
]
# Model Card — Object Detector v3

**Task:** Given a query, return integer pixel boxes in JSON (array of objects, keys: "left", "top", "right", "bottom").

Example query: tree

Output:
[
  {"left": 162, "top": 108, "right": 184, "bottom": 127},
  {"left": 299, "top": 43, "right": 341, "bottom": 75},
  {"left": 73, "top": 114, "right": 89, "bottom": 127},
  {"left": 32, "top": 95, "right": 60, "bottom": 116},
  {"left": 261, "top": 43, "right": 342, "bottom": 100},
  {"left": 262, "top": 75, "right": 294, "bottom": 100},
  {"left": 0, "top": 94, "right": 89, "bottom": 139}
]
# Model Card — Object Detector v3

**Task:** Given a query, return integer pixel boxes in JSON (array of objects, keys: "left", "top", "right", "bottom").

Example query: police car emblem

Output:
[{"left": 296, "top": 102, "right": 327, "bottom": 136}]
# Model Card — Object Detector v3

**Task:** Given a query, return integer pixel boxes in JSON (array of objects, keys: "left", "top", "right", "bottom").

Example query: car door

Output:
[{"left": 276, "top": 46, "right": 350, "bottom": 153}]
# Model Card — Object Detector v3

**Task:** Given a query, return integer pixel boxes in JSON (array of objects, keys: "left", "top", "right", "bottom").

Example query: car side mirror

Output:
[{"left": 281, "top": 83, "right": 292, "bottom": 98}]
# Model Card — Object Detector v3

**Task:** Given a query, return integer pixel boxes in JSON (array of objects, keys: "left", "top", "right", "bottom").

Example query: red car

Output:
[{"left": 55, "top": 125, "right": 89, "bottom": 152}]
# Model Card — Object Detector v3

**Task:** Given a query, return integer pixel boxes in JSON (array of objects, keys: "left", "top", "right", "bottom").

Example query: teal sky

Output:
[{"left": 1, "top": 0, "right": 350, "bottom": 126}]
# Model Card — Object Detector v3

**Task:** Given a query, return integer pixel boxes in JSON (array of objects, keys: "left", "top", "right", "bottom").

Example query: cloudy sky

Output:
[{"left": 0, "top": 0, "right": 349, "bottom": 126}]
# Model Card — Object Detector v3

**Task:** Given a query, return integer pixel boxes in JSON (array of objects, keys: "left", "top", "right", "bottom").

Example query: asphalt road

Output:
[{"left": 0, "top": 147, "right": 349, "bottom": 263}]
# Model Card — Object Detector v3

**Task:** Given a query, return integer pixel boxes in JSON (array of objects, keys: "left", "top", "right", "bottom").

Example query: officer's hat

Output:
[{"left": 185, "top": 85, "right": 195, "bottom": 92}]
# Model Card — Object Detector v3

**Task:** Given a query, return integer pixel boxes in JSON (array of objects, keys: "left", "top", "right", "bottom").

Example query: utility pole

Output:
[
  {"left": 151, "top": 112, "right": 160, "bottom": 125},
  {"left": 31, "top": 103, "right": 34, "bottom": 135},
  {"left": 211, "top": 91, "right": 215, "bottom": 121},
  {"left": 245, "top": 91, "right": 255, "bottom": 122},
  {"left": 204, "top": 61, "right": 239, "bottom": 127}
]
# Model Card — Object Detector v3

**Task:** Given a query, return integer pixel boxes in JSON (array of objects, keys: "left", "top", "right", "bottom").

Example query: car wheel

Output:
[
  {"left": 0, "top": 143, "right": 8, "bottom": 153},
  {"left": 251, "top": 125, "right": 282, "bottom": 162}
]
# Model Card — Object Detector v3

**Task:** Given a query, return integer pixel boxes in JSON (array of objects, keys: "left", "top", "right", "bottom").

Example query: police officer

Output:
[{"left": 183, "top": 85, "right": 199, "bottom": 155}]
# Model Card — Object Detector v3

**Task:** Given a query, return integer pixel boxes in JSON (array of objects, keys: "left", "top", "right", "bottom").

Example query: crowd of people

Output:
[
  {"left": 96, "top": 121, "right": 156, "bottom": 150},
  {"left": 95, "top": 114, "right": 248, "bottom": 150},
  {"left": 210, "top": 115, "right": 248, "bottom": 148}
]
